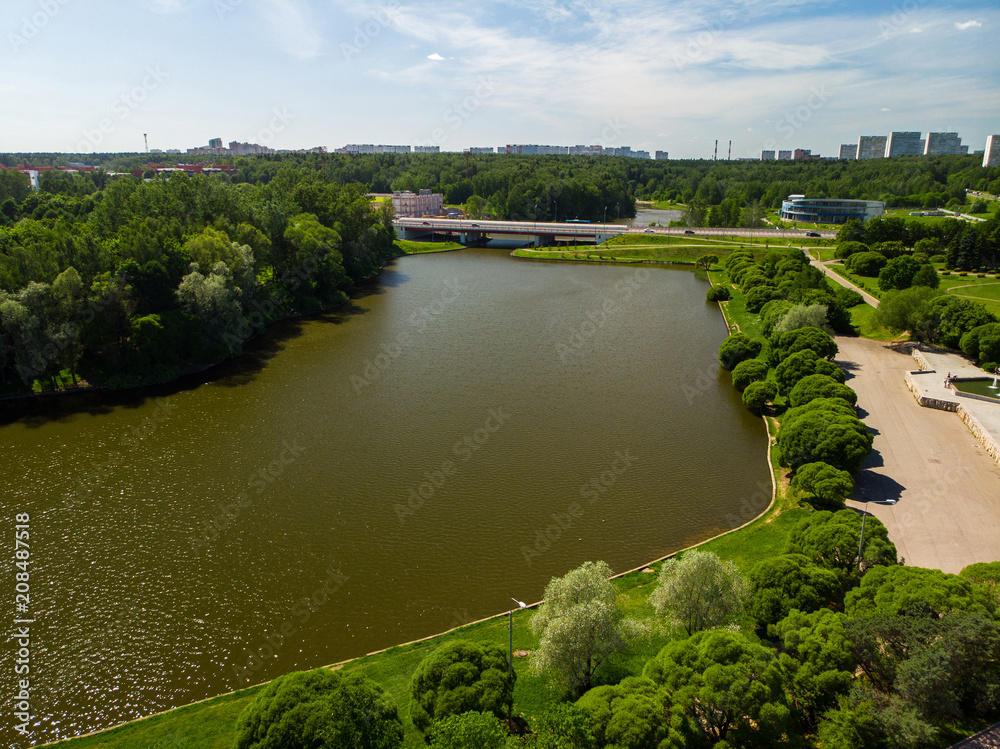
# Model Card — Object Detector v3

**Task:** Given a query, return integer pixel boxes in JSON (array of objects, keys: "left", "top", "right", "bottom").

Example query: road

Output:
[
  {"left": 810, "top": 258, "right": 880, "bottom": 308},
  {"left": 836, "top": 337, "right": 1000, "bottom": 573}
]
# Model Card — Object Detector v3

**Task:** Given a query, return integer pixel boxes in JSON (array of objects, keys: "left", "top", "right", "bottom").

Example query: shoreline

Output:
[{"left": 43, "top": 247, "right": 779, "bottom": 747}]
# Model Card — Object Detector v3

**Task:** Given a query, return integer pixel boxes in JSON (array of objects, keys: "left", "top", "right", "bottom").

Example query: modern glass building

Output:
[{"left": 780, "top": 195, "right": 885, "bottom": 224}]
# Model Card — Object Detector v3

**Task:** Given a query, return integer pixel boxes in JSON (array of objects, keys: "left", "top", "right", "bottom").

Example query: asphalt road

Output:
[{"left": 836, "top": 337, "right": 1000, "bottom": 573}]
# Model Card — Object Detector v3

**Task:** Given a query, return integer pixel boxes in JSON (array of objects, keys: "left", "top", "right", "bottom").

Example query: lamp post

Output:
[
  {"left": 857, "top": 495, "right": 869, "bottom": 571},
  {"left": 509, "top": 598, "right": 526, "bottom": 679},
  {"left": 604, "top": 205, "right": 608, "bottom": 225}
]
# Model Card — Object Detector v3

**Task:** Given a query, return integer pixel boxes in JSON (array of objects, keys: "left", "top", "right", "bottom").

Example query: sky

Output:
[{"left": 1, "top": 0, "right": 998, "bottom": 159}]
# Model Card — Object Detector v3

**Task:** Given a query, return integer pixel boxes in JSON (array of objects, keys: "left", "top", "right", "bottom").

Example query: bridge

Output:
[{"left": 393, "top": 217, "right": 837, "bottom": 244}]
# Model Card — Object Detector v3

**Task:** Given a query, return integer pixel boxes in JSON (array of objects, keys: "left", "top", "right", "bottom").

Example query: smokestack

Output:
[
  {"left": 728, "top": 140, "right": 732, "bottom": 160},
  {"left": 714, "top": 140, "right": 718, "bottom": 161}
]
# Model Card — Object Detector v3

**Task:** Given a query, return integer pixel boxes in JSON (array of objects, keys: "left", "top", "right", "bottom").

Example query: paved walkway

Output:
[
  {"left": 836, "top": 337, "right": 1000, "bottom": 573},
  {"left": 810, "top": 258, "right": 881, "bottom": 307}
]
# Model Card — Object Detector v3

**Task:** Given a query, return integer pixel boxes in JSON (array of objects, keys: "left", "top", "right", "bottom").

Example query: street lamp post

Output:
[
  {"left": 857, "top": 495, "right": 869, "bottom": 570},
  {"left": 509, "top": 598, "right": 526, "bottom": 679}
]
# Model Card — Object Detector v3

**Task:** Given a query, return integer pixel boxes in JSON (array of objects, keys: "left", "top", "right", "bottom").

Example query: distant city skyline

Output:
[{"left": 1, "top": 0, "right": 997, "bottom": 159}]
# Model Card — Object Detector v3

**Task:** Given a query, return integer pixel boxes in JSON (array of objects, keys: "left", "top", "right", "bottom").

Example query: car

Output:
[
  {"left": 644, "top": 228, "right": 654, "bottom": 233},
  {"left": 805, "top": 231, "right": 820, "bottom": 237},
  {"left": 684, "top": 229, "right": 695, "bottom": 235}
]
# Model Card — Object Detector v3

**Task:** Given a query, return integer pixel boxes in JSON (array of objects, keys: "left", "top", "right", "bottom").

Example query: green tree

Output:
[
  {"left": 910, "top": 264, "right": 939, "bottom": 289},
  {"left": 176, "top": 262, "right": 245, "bottom": 356},
  {"left": 777, "top": 397, "right": 873, "bottom": 472},
  {"left": 575, "top": 677, "right": 679, "bottom": 749},
  {"left": 877, "top": 255, "right": 921, "bottom": 291},
  {"left": 233, "top": 669, "right": 403, "bottom": 749},
  {"left": 960, "top": 322, "right": 1000, "bottom": 371},
  {"left": 816, "top": 700, "right": 884, "bottom": 749},
  {"left": 772, "top": 608, "right": 855, "bottom": 728},
  {"left": 742, "top": 380, "right": 777, "bottom": 412},
  {"left": 844, "top": 251, "right": 887, "bottom": 277},
  {"left": 770, "top": 326, "right": 838, "bottom": 365},
  {"left": 730, "top": 358, "right": 768, "bottom": 391},
  {"left": 643, "top": 630, "right": 792, "bottom": 747},
  {"left": 844, "top": 565, "right": 996, "bottom": 619},
  {"left": 718, "top": 332, "right": 762, "bottom": 371},
  {"left": 788, "top": 373, "right": 858, "bottom": 407},
  {"left": 834, "top": 241, "right": 870, "bottom": 260},
  {"left": 695, "top": 254, "right": 719, "bottom": 271},
  {"left": 649, "top": 550, "right": 748, "bottom": 636},
  {"left": 409, "top": 640, "right": 514, "bottom": 735},
  {"left": 529, "top": 561, "right": 640, "bottom": 694},
  {"left": 874, "top": 286, "right": 939, "bottom": 336},
  {"left": 748, "top": 554, "right": 842, "bottom": 632},
  {"left": 774, "top": 303, "right": 833, "bottom": 335},
  {"left": 787, "top": 509, "right": 897, "bottom": 585},
  {"left": 705, "top": 284, "right": 731, "bottom": 302},
  {"left": 790, "top": 461, "right": 854, "bottom": 510},
  {"left": 774, "top": 348, "right": 845, "bottom": 395},
  {"left": 426, "top": 711, "right": 507, "bottom": 749},
  {"left": 925, "top": 296, "right": 996, "bottom": 349}
]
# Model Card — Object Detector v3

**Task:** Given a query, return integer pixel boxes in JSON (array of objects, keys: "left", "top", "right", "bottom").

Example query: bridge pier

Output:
[{"left": 459, "top": 232, "right": 486, "bottom": 245}]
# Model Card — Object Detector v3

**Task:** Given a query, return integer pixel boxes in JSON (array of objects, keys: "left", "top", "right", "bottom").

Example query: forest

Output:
[{"left": 0, "top": 151, "right": 997, "bottom": 393}]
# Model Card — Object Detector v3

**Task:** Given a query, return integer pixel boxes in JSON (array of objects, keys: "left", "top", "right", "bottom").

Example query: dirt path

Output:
[{"left": 836, "top": 337, "right": 1000, "bottom": 573}]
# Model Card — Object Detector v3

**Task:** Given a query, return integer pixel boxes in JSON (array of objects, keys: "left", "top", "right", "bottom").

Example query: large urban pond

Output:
[{"left": 0, "top": 247, "right": 769, "bottom": 741}]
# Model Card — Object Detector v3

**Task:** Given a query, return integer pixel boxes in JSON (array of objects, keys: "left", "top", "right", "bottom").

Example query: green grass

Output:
[
  {"left": 849, "top": 303, "right": 899, "bottom": 342},
  {"left": 825, "top": 263, "right": 881, "bottom": 299},
  {"left": 393, "top": 239, "right": 466, "bottom": 254}
]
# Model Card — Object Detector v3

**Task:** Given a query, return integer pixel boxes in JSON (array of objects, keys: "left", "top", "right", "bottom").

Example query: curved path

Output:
[
  {"left": 837, "top": 337, "right": 1000, "bottom": 573},
  {"left": 810, "top": 258, "right": 880, "bottom": 308}
]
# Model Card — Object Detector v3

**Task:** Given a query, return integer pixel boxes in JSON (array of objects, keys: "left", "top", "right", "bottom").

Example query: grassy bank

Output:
[{"left": 393, "top": 239, "right": 466, "bottom": 254}]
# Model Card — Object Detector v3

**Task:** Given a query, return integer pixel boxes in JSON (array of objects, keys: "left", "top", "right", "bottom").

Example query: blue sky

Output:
[{"left": 1, "top": 0, "right": 997, "bottom": 158}]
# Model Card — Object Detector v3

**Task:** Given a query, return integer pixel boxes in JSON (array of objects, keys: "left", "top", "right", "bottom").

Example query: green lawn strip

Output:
[
  {"left": 849, "top": 303, "right": 899, "bottom": 342},
  {"left": 394, "top": 240, "right": 466, "bottom": 254},
  {"left": 825, "top": 263, "right": 881, "bottom": 299}
]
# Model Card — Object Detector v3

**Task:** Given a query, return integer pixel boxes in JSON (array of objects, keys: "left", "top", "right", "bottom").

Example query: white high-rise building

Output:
[
  {"left": 983, "top": 135, "right": 1000, "bottom": 168},
  {"left": 924, "top": 132, "right": 963, "bottom": 155},
  {"left": 839, "top": 144, "right": 857, "bottom": 160},
  {"left": 760, "top": 150, "right": 775, "bottom": 160}
]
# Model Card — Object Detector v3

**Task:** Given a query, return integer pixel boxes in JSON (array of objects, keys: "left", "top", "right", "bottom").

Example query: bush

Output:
[
  {"left": 745, "top": 285, "right": 781, "bottom": 313},
  {"left": 845, "top": 252, "right": 887, "bottom": 277},
  {"left": 426, "top": 712, "right": 508, "bottom": 749},
  {"left": 834, "top": 241, "right": 869, "bottom": 260},
  {"left": 233, "top": 669, "right": 403, "bottom": 749},
  {"left": 731, "top": 358, "right": 769, "bottom": 390},
  {"left": 748, "top": 554, "right": 842, "bottom": 633},
  {"left": 770, "top": 326, "right": 838, "bottom": 365},
  {"left": 777, "top": 397, "right": 873, "bottom": 472},
  {"left": 786, "top": 509, "right": 897, "bottom": 585},
  {"left": 834, "top": 286, "right": 864, "bottom": 308},
  {"left": 576, "top": 677, "right": 673, "bottom": 749},
  {"left": 791, "top": 461, "right": 854, "bottom": 509},
  {"left": 719, "top": 332, "right": 763, "bottom": 371},
  {"left": 705, "top": 285, "right": 731, "bottom": 302},
  {"left": 960, "top": 322, "right": 1000, "bottom": 371},
  {"left": 869, "top": 254, "right": 916, "bottom": 290},
  {"left": 789, "top": 373, "right": 857, "bottom": 407},
  {"left": 743, "top": 380, "right": 778, "bottom": 411},
  {"left": 774, "top": 303, "right": 833, "bottom": 335},
  {"left": 409, "top": 640, "right": 514, "bottom": 734},
  {"left": 930, "top": 254, "right": 947, "bottom": 263},
  {"left": 775, "top": 349, "right": 846, "bottom": 394}
]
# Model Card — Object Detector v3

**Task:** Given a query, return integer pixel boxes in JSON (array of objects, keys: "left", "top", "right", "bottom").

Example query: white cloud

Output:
[
  {"left": 881, "top": 107, "right": 891, "bottom": 111},
  {"left": 955, "top": 20, "right": 981, "bottom": 30},
  {"left": 258, "top": 0, "right": 322, "bottom": 60},
  {"left": 427, "top": 53, "right": 445, "bottom": 61}
]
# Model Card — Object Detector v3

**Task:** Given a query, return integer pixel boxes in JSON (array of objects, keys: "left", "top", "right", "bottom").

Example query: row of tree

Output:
[
  {"left": 0, "top": 170, "right": 396, "bottom": 391},
  {"left": 231, "top": 541, "right": 1000, "bottom": 749}
]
